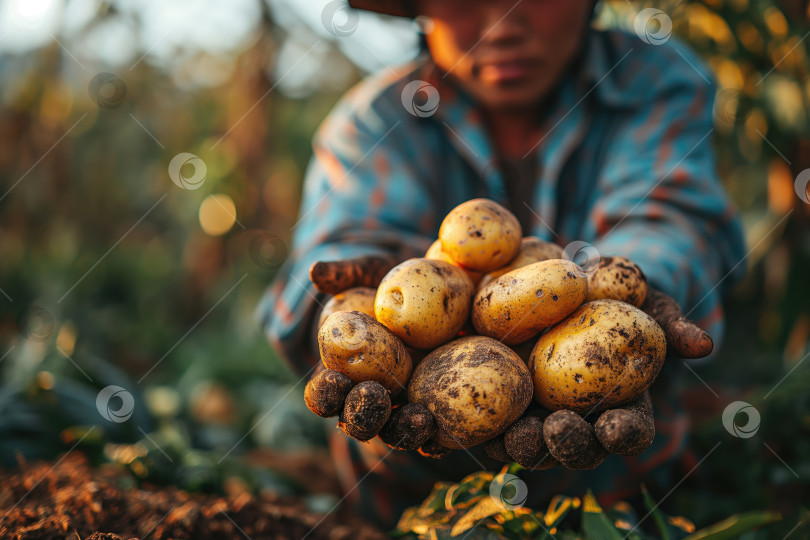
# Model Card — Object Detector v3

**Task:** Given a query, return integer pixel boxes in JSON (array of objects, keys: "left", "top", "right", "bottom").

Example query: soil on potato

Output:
[{"left": 0, "top": 452, "right": 386, "bottom": 540}]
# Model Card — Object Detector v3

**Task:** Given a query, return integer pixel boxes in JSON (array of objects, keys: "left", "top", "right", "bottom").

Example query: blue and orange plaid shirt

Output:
[{"left": 257, "top": 28, "right": 746, "bottom": 378}]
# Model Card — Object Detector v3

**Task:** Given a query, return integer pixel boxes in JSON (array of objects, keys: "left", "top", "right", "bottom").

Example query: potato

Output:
[
  {"left": 529, "top": 299, "right": 666, "bottom": 413},
  {"left": 586, "top": 256, "right": 648, "bottom": 307},
  {"left": 374, "top": 258, "right": 474, "bottom": 349},
  {"left": 317, "top": 287, "right": 376, "bottom": 328},
  {"left": 318, "top": 311, "right": 412, "bottom": 395},
  {"left": 407, "top": 336, "right": 533, "bottom": 449},
  {"left": 439, "top": 199, "right": 521, "bottom": 272},
  {"left": 425, "top": 239, "right": 483, "bottom": 286},
  {"left": 472, "top": 259, "right": 587, "bottom": 345},
  {"left": 478, "top": 237, "right": 563, "bottom": 289}
]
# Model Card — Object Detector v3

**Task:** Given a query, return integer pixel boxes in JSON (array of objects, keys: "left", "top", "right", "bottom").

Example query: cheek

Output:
[{"left": 425, "top": 20, "right": 481, "bottom": 74}]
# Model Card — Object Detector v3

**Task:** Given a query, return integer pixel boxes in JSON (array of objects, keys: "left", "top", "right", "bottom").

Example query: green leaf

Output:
[
  {"left": 683, "top": 511, "right": 782, "bottom": 540},
  {"left": 641, "top": 485, "right": 671, "bottom": 540},
  {"left": 582, "top": 491, "right": 624, "bottom": 540},
  {"left": 450, "top": 497, "right": 503, "bottom": 537}
]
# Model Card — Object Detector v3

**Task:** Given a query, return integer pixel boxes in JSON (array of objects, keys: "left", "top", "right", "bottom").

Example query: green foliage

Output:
[{"left": 394, "top": 466, "right": 788, "bottom": 540}]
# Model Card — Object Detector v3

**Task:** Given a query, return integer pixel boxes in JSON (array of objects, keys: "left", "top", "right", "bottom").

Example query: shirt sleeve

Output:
[
  {"left": 256, "top": 90, "right": 437, "bottom": 376},
  {"left": 588, "top": 42, "right": 746, "bottom": 349}
]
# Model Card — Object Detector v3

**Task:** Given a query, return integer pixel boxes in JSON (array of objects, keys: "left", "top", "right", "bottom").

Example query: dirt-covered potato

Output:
[
  {"left": 478, "top": 237, "right": 563, "bottom": 289},
  {"left": 438, "top": 199, "right": 522, "bottom": 272},
  {"left": 407, "top": 336, "right": 533, "bottom": 449},
  {"left": 529, "top": 299, "right": 667, "bottom": 413},
  {"left": 472, "top": 259, "right": 587, "bottom": 345},
  {"left": 586, "top": 256, "right": 648, "bottom": 307},
  {"left": 374, "top": 258, "right": 474, "bottom": 350},
  {"left": 425, "top": 240, "right": 483, "bottom": 286},
  {"left": 318, "top": 311, "right": 412, "bottom": 395},
  {"left": 317, "top": 287, "right": 377, "bottom": 328}
]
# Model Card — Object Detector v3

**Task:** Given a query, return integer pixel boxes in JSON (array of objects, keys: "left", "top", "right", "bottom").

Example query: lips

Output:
[{"left": 478, "top": 58, "right": 539, "bottom": 84}]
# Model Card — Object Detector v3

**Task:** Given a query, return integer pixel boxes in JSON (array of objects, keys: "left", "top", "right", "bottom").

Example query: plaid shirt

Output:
[{"left": 257, "top": 28, "right": 746, "bottom": 376}]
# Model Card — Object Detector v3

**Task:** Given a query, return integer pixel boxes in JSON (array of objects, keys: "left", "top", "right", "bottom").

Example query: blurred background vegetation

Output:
[{"left": 0, "top": 0, "right": 808, "bottom": 534}]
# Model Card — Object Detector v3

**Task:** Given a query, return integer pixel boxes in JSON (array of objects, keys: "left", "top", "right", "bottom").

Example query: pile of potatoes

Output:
[{"left": 308, "top": 199, "right": 666, "bottom": 455}]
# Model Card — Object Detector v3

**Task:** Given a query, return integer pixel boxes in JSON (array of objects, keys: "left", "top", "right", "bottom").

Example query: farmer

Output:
[{"left": 257, "top": 0, "right": 746, "bottom": 528}]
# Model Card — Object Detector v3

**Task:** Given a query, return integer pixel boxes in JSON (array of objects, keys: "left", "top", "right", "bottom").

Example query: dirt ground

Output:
[{"left": 0, "top": 451, "right": 387, "bottom": 540}]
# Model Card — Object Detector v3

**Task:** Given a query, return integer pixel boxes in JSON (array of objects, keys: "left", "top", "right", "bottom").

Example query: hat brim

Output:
[{"left": 347, "top": 0, "right": 414, "bottom": 18}]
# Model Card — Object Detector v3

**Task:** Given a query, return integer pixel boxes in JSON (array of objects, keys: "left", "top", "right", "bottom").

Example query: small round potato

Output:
[
  {"left": 586, "top": 256, "right": 648, "bottom": 307},
  {"left": 439, "top": 199, "right": 522, "bottom": 272},
  {"left": 317, "top": 287, "right": 377, "bottom": 328},
  {"left": 407, "top": 336, "right": 533, "bottom": 449},
  {"left": 478, "top": 237, "right": 563, "bottom": 289},
  {"left": 425, "top": 239, "right": 483, "bottom": 286},
  {"left": 318, "top": 311, "right": 412, "bottom": 395},
  {"left": 375, "top": 258, "right": 474, "bottom": 349},
  {"left": 472, "top": 259, "right": 587, "bottom": 345},
  {"left": 529, "top": 299, "right": 667, "bottom": 414}
]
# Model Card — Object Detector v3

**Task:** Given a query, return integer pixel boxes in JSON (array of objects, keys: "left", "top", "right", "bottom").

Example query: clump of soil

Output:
[{"left": 0, "top": 452, "right": 386, "bottom": 539}]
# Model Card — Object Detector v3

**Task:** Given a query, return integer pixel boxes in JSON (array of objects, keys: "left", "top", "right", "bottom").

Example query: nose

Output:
[{"left": 480, "top": 2, "right": 528, "bottom": 45}]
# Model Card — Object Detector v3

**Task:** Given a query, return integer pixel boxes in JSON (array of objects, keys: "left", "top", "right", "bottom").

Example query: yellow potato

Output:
[
  {"left": 439, "top": 199, "right": 521, "bottom": 272},
  {"left": 472, "top": 259, "right": 587, "bottom": 345},
  {"left": 478, "top": 237, "right": 563, "bottom": 289},
  {"left": 425, "top": 239, "right": 483, "bottom": 286},
  {"left": 586, "top": 256, "right": 648, "bottom": 307},
  {"left": 318, "top": 311, "right": 412, "bottom": 395},
  {"left": 407, "top": 336, "right": 533, "bottom": 449},
  {"left": 317, "top": 287, "right": 376, "bottom": 328},
  {"left": 529, "top": 299, "right": 666, "bottom": 413},
  {"left": 375, "top": 258, "right": 474, "bottom": 349}
]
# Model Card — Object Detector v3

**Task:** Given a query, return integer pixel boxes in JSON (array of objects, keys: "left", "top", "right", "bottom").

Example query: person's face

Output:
[{"left": 417, "top": 0, "right": 593, "bottom": 111}]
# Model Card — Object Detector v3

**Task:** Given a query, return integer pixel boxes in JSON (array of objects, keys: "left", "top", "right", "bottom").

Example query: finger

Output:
[
  {"left": 304, "top": 369, "right": 353, "bottom": 418},
  {"left": 378, "top": 403, "right": 436, "bottom": 451},
  {"left": 642, "top": 289, "right": 713, "bottom": 358},
  {"left": 338, "top": 381, "right": 391, "bottom": 441},
  {"left": 594, "top": 391, "right": 655, "bottom": 456},
  {"left": 483, "top": 435, "right": 511, "bottom": 463},
  {"left": 543, "top": 410, "right": 608, "bottom": 470},
  {"left": 309, "top": 255, "right": 398, "bottom": 295},
  {"left": 504, "top": 416, "right": 557, "bottom": 470}
]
